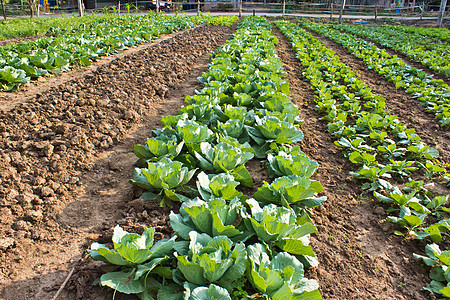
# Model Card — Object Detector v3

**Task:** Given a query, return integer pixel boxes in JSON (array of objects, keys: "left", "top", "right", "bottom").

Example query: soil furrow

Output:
[
  {"left": 273, "top": 25, "right": 430, "bottom": 300},
  {"left": 0, "top": 24, "right": 235, "bottom": 300},
  {"left": 0, "top": 36, "right": 41, "bottom": 47},
  {"left": 304, "top": 27, "right": 450, "bottom": 165}
]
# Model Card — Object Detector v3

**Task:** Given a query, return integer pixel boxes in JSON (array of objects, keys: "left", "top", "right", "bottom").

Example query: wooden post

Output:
[
  {"left": 374, "top": 5, "right": 377, "bottom": 19},
  {"left": 118, "top": 0, "right": 120, "bottom": 14},
  {"left": 29, "top": 0, "right": 34, "bottom": 17},
  {"left": 338, "top": 0, "right": 346, "bottom": 24},
  {"left": 330, "top": 3, "right": 333, "bottom": 19},
  {"left": 282, "top": 0, "right": 285, "bottom": 18},
  {"left": 0, "top": 0, "right": 5, "bottom": 20},
  {"left": 197, "top": 0, "right": 200, "bottom": 14},
  {"left": 36, "top": 2, "right": 39, "bottom": 16},
  {"left": 437, "top": 0, "right": 448, "bottom": 27},
  {"left": 252, "top": 8, "right": 255, "bottom": 15},
  {"left": 239, "top": 0, "right": 242, "bottom": 17},
  {"left": 77, "top": 0, "right": 83, "bottom": 16},
  {"left": 156, "top": 0, "right": 159, "bottom": 12}
]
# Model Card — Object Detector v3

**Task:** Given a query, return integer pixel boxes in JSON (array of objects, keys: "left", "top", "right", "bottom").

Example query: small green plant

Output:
[
  {"left": 125, "top": 3, "right": 132, "bottom": 13},
  {"left": 414, "top": 244, "right": 450, "bottom": 297}
]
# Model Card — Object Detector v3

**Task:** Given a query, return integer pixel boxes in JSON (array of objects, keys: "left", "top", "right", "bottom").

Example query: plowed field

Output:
[{"left": 0, "top": 18, "right": 448, "bottom": 300}]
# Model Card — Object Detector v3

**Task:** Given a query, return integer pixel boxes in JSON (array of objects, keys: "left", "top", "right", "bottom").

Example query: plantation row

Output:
[
  {"left": 331, "top": 24, "right": 450, "bottom": 78},
  {"left": 276, "top": 21, "right": 450, "bottom": 299},
  {"left": 303, "top": 22, "right": 450, "bottom": 128},
  {"left": 0, "top": 14, "right": 116, "bottom": 39},
  {"left": 86, "top": 16, "right": 324, "bottom": 299},
  {"left": 0, "top": 14, "right": 236, "bottom": 92},
  {"left": 390, "top": 25, "right": 450, "bottom": 43}
]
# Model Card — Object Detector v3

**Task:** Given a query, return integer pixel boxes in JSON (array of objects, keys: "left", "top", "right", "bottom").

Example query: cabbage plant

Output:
[
  {"left": 196, "top": 172, "right": 243, "bottom": 201},
  {"left": 254, "top": 175, "right": 325, "bottom": 209},
  {"left": 130, "top": 157, "right": 197, "bottom": 207},
  {"left": 87, "top": 225, "right": 175, "bottom": 296},
  {"left": 174, "top": 232, "right": 247, "bottom": 293},
  {"left": 246, "top": 244, "right": 322, "bottom": 300},
  {"left": 243, "top": 199, "right": 317, "bottom": 264},
  {"left": 194, "top": 142, "right": 254, "bottom": 187},
  {"left": 170, "top": 197, "right": 251, "bottom": 242},
  {"left": 246, "top": 115, "right": 304, "bottom": 158},
  {"left": 133, "top": 136, "right": 184, "bottom": 167},
  {"left": 267, "top": 146, "right": 318, "bottom": 178},
  {"left": 184, "top": 283, "right": 232, "bottom": 300}
]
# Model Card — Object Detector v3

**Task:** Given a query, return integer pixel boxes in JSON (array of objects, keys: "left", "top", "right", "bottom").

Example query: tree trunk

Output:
[
  {"left": 77, "top": 0, "right": 83, "bottom": 16},
  {"left": 29, "top": 0, "right": 34, "bottom": 17},
  {"left": 437, "top": 0, "right": 448, "bottom": 27},
  {"left": 1, "top": 0, "right": 6, "bottom": 20},
  {"left": 339, "top": 0, "right": 346, "bottom": 24}
]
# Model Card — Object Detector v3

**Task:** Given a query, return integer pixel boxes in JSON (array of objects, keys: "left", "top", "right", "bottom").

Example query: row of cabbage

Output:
[
  {"left": 276, "top": 20, "right": 450, "bottom": 298},
  {"left": 332, "top": 24, "right": 450, "bottom": 78},
  {"left": 86, "top": 16, "right": 324, "bottom": 300},
  {"left": 392, "top": 25, "right": 450, "bottom": 43},
  {"left": 0, "top": 13, "right": 237, "bottom": 92},
  {"left": 302, "top": 22, "right": 450, "bottom": 128}
]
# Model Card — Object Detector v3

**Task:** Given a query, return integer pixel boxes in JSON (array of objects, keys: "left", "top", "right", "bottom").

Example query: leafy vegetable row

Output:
[
  {"left": 0, "top": 13, "right": 237, "bottom": 92},
  {"left": 1, "top": 14, "right": 115, "bottom": 40},
  {"left": 333, "top": 24, "right": 450, "bottom": 78},
  {"left": 276, "top": 20, "right": 450, "bottom": 299},
  {"left": 391, "top": 25, "right": 450, "bottom": 44},
  {"left": 87, "top": 16, "right": 325, "bottom": 300},
  {"left": 302, "top": 22, "right": 450, "bottom": 128}
]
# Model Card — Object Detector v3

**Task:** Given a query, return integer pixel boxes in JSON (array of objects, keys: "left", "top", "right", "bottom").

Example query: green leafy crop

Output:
[
  {"left": 246, "top": 243, "right": 322, "bottom": 300},
  {"left": 243, "top": 199, "right": 318, "bottom": 266},
  {"left": 254, "top": 175, "right": 325, "bottom": 210},
  {"left": 130, "top": 157, "right": 197, "bottom": 207},
  {"left": 267, "top": 146, "right": 318, "bottom": 178},
  {"left": 170, "top": 197, "right": 251, "bottom": 242},
  {"left": 174, "top": 232, "right": 247, "bottom": 292},
  {"left": 194, "top": 142, "right": 254, "bottom": 187},
  {"left": 87, "top": 225, "right": 175, "bottom": 296}
]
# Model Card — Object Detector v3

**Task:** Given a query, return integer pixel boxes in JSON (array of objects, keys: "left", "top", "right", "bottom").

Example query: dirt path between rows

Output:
[
  {"left": 305, "top": 27, "right": 450, "bottom": 166},
  {"left": 0, "top": 36, "right": 41, "bottom": 47},
  {"left": 0, "top": 24, "right": 235, "bottom": 300},
  {"left": 273, "top": 25, "right": 431, "bottom": 300}
]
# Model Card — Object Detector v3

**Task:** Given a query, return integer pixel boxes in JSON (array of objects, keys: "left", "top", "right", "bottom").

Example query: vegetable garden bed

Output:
[{"left": 0, "top": 14, "right": 448, "bottom": 300}]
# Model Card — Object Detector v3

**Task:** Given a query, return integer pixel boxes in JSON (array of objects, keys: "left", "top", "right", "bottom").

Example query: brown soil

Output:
[
  {"left": 399, "top": 19, "right": 450, "bottom": 28},
  {"left": 0, "top": 24, "right": 235, "bottom": 300},
  {"left": 273, "top": 25, "right": 436, "bottom": 300},
  {"left": 0, "top": 36, "right": 41, "bottom": 47}
]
